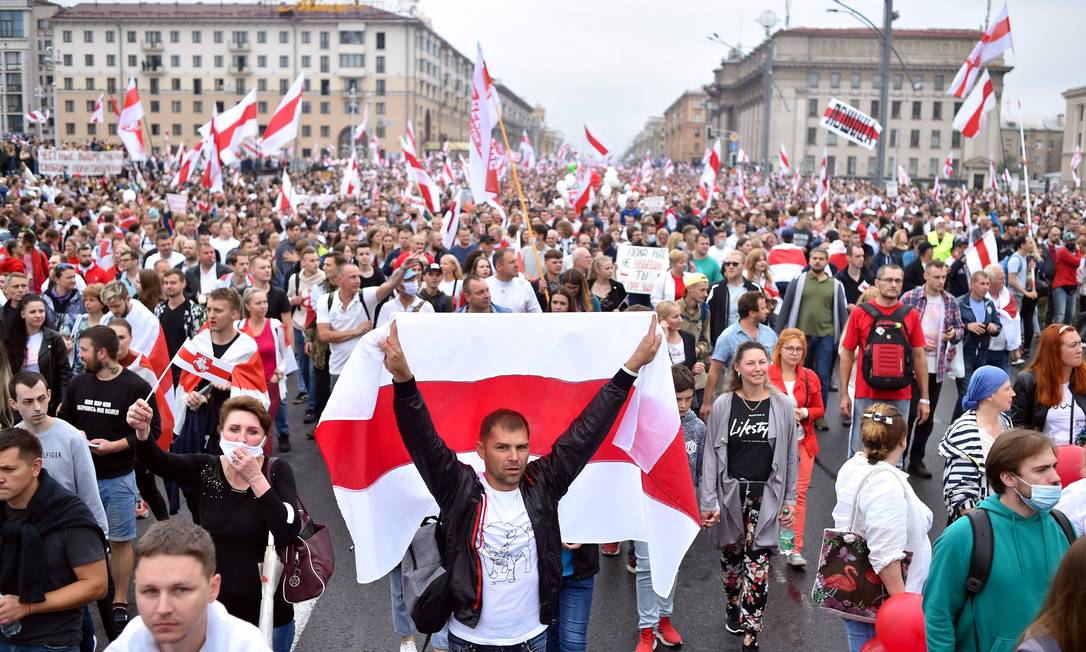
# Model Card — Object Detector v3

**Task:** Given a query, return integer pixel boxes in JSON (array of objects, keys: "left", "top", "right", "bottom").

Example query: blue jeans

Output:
[
  {"left": 545, "top": 575, "right": 594, "bottom": 652},
  {"left": 632, "top": 540, "right": 673, "bottom": 629},
  {"left": 449, "top": 631, "right": 547, "bottom": 652},
  {"left": 389, "top": 567, "right": 448, "bottom": 649},
  {"left": 1053, "top": 286, "right": 1077, "bottom": 326},
  {"left": 97, "top": 472, "right": 137, "bottom": 541},
  {"left": 272, "top": 621, "right": 295, "bottom": 652},
  {"left": 0, "top": 643, "right": 77, "bottom": 652},
  {"left": 293, "top": 327, "right": 309, "bottom": 395},
  {"left": 805, "top": 335, "right": 836, "bottom": 408},
  {"left": 842, "top": 619, "right": 876, "bottom": 652},
  {"left": 275, "top": 399, "right": 289, "bottom": 439}
]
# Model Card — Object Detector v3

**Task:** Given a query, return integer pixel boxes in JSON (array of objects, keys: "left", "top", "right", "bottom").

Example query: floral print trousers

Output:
[{"left": 719, "top": 493, "right": 771, "bottom": 635}]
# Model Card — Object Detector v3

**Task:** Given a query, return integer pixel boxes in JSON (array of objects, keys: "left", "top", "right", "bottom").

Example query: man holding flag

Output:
[{"left": 377, "top": 316, "right": 660, "bottom": 652}]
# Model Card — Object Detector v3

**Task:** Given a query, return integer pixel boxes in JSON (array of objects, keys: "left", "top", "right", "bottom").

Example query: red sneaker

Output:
[
  {"left": 656, "top": 616, "right": 683, "bottom": 647},
  {"left": 602, "top": 542, "right": 621, "bottom": 556},
  {"left": 635, "top": 627, "right": 657, "bottom": 652}
]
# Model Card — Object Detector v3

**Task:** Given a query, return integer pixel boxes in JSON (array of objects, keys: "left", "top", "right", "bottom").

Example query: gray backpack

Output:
[{"left": 400, "top": 516, "right": 453, "bottom": 640}]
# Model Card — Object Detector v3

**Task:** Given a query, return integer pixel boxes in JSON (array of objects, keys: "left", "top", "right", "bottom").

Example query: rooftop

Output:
[
  {"left": 54, "top": 2, "right": 406, "bottom": 23},
  {"left": 779, "top": 27, "right": 984, "bottom": 40}
]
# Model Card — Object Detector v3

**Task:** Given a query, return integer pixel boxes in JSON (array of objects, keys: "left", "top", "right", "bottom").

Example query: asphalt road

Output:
[{"left": 121, "top": 377, "right": 958, "bottom": 652}]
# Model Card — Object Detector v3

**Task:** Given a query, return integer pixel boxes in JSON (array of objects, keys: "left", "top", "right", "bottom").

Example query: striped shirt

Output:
[{"left": 938, "top": 410, "right": 1013, "bottom": 520}]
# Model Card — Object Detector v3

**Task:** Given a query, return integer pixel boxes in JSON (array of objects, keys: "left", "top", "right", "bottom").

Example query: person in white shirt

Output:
[
  {"left": 485, "top": 248, "right": 542, "bottom": 313},
  {"left": 376, "top": 263, "right": 435, "bottom": 327},
  {"left": 143, "top": 231, "right": 186, "bottom": 270},
  {"left": 209, "top": 222, "right": 241, "bottom": 263},
  {"left": 106, "top": 520, "right": 269, "bottom": 651},
  {"left": 316, "top": 256, "right": 415, "bottom": 387}
]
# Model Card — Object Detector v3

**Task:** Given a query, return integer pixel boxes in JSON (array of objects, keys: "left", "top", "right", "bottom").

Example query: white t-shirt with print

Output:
[{"left": 1043, "top": 383, "right": 1086, "bottom": 446}]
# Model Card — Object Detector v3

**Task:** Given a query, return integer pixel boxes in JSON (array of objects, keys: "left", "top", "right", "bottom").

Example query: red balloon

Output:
[
  {"left": 860, "top": 639, "right": 887, "bottom": 652},
  {"left": 1055, "top": 445, "right": 1085, "bottom": 488},
  {"left": 875, "top": 592, "right": 926, "bottom": 652}
]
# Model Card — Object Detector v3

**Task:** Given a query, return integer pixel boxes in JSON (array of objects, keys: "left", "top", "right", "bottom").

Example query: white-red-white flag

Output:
[
  {"left": 778, "top": 144, "right": 790, "bottom": 174},
  {"left": 960, "top": 192, "right": 973, "bottom": 235},
  {"left": 697, "top": 138, "right": 722, "bottom": 204},
  {"left": 117, "top": 77, "right": 146, "bottom": 161},
  {"left": 736, "top": 148, "right": 750, "bottom": 165},
  {"left": 170, "top": 141, "right": 203, "bottom": 188},
  {"left": 932, "top": 175, "right": 942, "bottom": 202},
  {"left": 277, "top": 170, "right": 299, "bottom": 215},
  {"left": 943, "top": 152, "right": 955, "bottom": 179},
  {"left": 440, "top": 191, "right": 463, "bottom": 251},
  {"left": 354, "top": 105, "right": 369, "bottom": 143},
  {"left": 897, "top": 164, "right": 911, "bottom": 188},
  {"left": 571, "top": 173, "right": 596, "bottom": 214},
  {"left": 953, "top": 69, "right": 995, "bottom": 139},
  {"left": 980, "top": 3, "right": 1013, "bottom": 64},
  {"left": 315, "top": 314, "right": 699, "bottom": 596},
  {"left": 90, "top": 94, "right": 105, "bottom": 125},
  {"left": 965, "top": 229, "right": 998, "bottom": 274},
  {"left": 815, "top": 148, "right": 830, "bottom": 219},
  {"left": 260, "top": 73, "right": 304, "bottom": 155},
  {"left": 948, "top": 40, "right": 984, "bottom": 99},
  {"left": 584, "top": 123, "right": 611, "bottom": 158},
  {"left": 201, "top": 108, "right": 223, "bottom": 193},
  {"left": 438, "top": 157, "right": 454, "bottom": 188},
  {"left": 989, "top": 159, "right": 999, "bottom": 192},
  {"left": 519, "top": 130, "right": 536, "bottom": 168},
  {"left": 663, "top": 159, "right": 674, "bottom": 178},
  {"left": 1071, "top": 144, "right": 1082, "bottom": 189},
  {"left": 102, "top": 301, "right": 173, "bottom": 445},
  {"left": 340, "top": 152, "right": 362, "bottom": 198},
  {"left": 209, "top": 89, "right": 257, "bottom": 166},
  {"left": 469, "top": 43, "right": 500, "bottom": 204},
  {"left": 25, "top": 110, "right": 49, "bottom": 125}
]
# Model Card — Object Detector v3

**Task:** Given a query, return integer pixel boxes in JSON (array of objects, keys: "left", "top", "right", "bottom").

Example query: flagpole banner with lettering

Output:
[
  {"left": 316, "top": 313, "right": 700, "bottom": 596},
  {"left": 820, "top": 98, "right": 882, "bottom": 150}
]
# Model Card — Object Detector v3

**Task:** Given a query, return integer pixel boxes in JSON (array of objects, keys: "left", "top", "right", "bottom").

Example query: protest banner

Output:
[
  {"left": 165, "top": 192, "right": 187, "bottom": 215},
  {"left": 37, "top": 148, "right": 124, "bottom": 176},
  {"left": 615, "top": 244, "right": 669, "bottom": 294},
  {"left": 820, "top": 98, "right": 882, "bottom": 150},
  {"left": 640, "top": 195, "right": 665, "bottom": 214}
]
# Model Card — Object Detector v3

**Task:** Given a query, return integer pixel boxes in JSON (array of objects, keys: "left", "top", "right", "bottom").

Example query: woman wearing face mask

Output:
[
  {"left": 238, "top": 288, "right": 297, "bottom": 455},
  {"left": 939, "top": 366, "right": 1015, "bottom": 523},
  {"left": 6, "top": 294, "right": 70, "bottom": 415},
  {"left": 126, "top": 395, "right": 302, "bottom": 652}
]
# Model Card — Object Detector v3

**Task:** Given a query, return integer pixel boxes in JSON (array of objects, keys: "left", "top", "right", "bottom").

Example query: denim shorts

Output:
[{"left": 97, "top": 471, "right": 137, "bottom": 541}]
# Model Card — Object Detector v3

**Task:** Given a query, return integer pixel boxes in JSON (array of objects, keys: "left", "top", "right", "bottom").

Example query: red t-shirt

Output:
[
  {"left": 841, "top": 301, "right": 926, "bottom": 400},
  {"left": 671, "top": 273, "right": 685, "bottom": 301}
]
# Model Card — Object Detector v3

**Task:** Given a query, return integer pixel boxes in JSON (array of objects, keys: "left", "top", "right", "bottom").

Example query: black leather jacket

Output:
[
  {"left": 1010, "top": 370, "right": 1086, "bottom": 445},
  {"left": 391, "top": 370, "right": 634, "bottom": 629}
]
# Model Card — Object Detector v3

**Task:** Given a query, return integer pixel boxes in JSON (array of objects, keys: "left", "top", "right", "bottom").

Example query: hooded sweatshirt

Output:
[{"left": 923, "top": 494, "right": 1071, "bottom": 652}]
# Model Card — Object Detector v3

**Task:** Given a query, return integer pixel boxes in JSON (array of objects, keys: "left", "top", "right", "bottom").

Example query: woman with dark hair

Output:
[
  {"left": 6, "top": 294, "right": 69, "bottom": 415},
  {"left": 126, "top": 395, "right": 302, "bottom": 652},
  {"left": 562, "top": 268, "right": 599, "bottom": 312},
  {"left": 1017, "top": 537, "right": 1086, "bottom": 651},
  {"left": 699, "top": 341, "right": 798, "bottom": 652},
  {"left": 464, "top": 249, "right": 492, "bottom": 279},
  {"left": 1010, "top": 324, "right": 1086, "bottom": 445},
  {"left": 548, "top": 286, "right": 575, "bottom": 313},
  {"left": 136, "top": 268, "right": 162, "bottom": 312}
]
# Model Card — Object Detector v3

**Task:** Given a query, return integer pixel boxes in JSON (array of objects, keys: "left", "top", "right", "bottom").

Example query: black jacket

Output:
[
  {"left": 392, "top": 370, "right": 634, "bottom": 629},
  {"left": 957, "top": 294, "right": 1001, "bottom": 359},
  {"left": 183, "top": 263, "right": 231, "bottom": 300},
  {"left": 1010, "top": 370, "right": 1086, "bottom": 445},
  {"left": 902, "top": 259, "right": 926, "bottom": 294},
  {"left": 706, "top": 279, "right": 760, "bottom": 345},
  {"left": 9, "top": 328, "right": 70, "bottom": 415}
]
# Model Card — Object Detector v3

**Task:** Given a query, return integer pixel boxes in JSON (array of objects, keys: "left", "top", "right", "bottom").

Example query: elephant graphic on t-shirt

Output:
[{"left": 481, "top": 522, "right": 535, "bottom": 584}]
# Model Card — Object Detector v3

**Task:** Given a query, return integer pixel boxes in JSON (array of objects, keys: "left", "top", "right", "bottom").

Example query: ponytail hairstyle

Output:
[{"left": 860, "top": 403, "right": 906, "bottom": 465}]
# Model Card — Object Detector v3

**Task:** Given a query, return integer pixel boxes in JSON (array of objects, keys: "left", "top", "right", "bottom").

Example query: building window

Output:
[
  {"left": 279, "top": 31, "right": 289, "bottom": 44},
  {"left": 279, "top": 78, "right": 288, "bottom": 93},
  {"left": 954, "top": 101, "right": 963, "bottom": 115},
  {"left": 257, "top": 31, "right": 266, "bottom": 44},
  {"left": 932, "top": 102, "right": 942, "bottom": 120},
  {"left": 193, "top": 79, "right": 201, "bottom": 95},
  {"left": 376, "top": 101, "right": 385, "bottom": 115},
  {"left": 192, "top": 30, "right": 201, "bottom": 44},
  {"left": 257, "top": 80, "right": 267, "bottom": 93},
  {"left": 68, "top": 100, "right": 77, "bottom": 112},
  {"left": 376, "top": 56, "right": 385, "bottom": 74},
  {"left": 170, "top": 55, "right": 180, "bottom": 67},
  {"left": 193, "top": 100, "right": 202, "bottom": 113},
  {"left": 301, "top": 55, "right": 310, "bottom": 68},
  {"left": 867, "top": 156, "right": 876, "bottom": 175},
  {"left": 127, "top": 31, "right": 136, "bottom": 43},
  {"left": 301, "top": 31, "right": 311, "bottom": 45},
  {"left": 170, "top": 30, "right": 180, "bottom": 44},
  {"left": 149, "top": 100, "right": 159, "bottom": 113},
  {"left": 320, "top": 56, "right": 329, "bottom": 73},
  {"left": 871, "top": 100, "right": 880, "bottom": 118},
  {"left": 107, "top": 124, "right": 116, "bottom": 135},
  {"left": 807, "top": 98, "right": 818, "bottom": 118},
  {"left": 931, "top": 130, "right": 941, "bottom": 148},
  {"left": 213, "top": 31, "right": 223, "bottom": 44},
  {"left": 149, "top": 77, "right": 158, "bottom": 94},
  {"left": 258, "top": 100, "right": 267, "bottom": 112},
  {"left": 806, "top": 127, "right": 817, "bottom": 146},
  {"left": 911, "top": 101, "right": 922, "bottom": 120},
  {"left": 65, "top": 122, "right": 74, "bottom": 136},
  {"left": 830, "top": 72, "right": 840, "bottom": 89},
  {"left": 891, "top": 101, "right": 901, "bottom": 119},
  {"left": 83, "top": 30, "right": 93, "bottom": 43},
  {"left": 376, "top": 32, "right": 385, "bottom": 49},
  {"left": 376, "top": 79, "right": 386, "bottom": 96},
  {"left": 301, "top": 101, "right": 310, "bottom": 114},
  {"left": 301, "top": 125, "right": 311, "bottom": 137},
  {"left": 320, "top": 79, "right": 329, "bottom": 96},
  {"left": 319, "top": 31, "right": 330, "bottom": 49},
  {"left": 107, "top": 78, "right": 116, "bottom": 94},
  {"left": 168, "top": 100, "right": 180, "bottom": 113},
  {"left": 850, "top": 72, "right": 861, "bottom": 89},
  {"left": 873, "top": 73, "right": 883, "bottom": 89},
  {"left": 128, "top": 55, "right": 137, "bottom": 67},
  {"left": 376, "top": 124, "right": 385, "bottom": 137},
  {"left": 908, "top": 158, "right": 918, "bottom": 176},
  {"left": 320, "top": 125, "right": 330, "bottom": 138},
  {"left": 339, "top": 54, "right": 364, "bottom": 68},
  {"left": 893, "top": 73, "right": 903, "bottom": 90},
  {"left": 193, "top": 55, "right": 202, "bottom": 67},
  {"left": 279, "top": 55, "right": 289, "bottom": 68},
  {"left": 87, "top": 124, "right": 96, "bottom": 136},
  {"left": 214, "top": 78, "right": 224, "bottom": 91},
  {"left": 150, "top": 124, "right": 159, "bottom": 136},
  {"left": 172, "top": 124, "right": 181, "bottom": 136},
  {"left": 909, "top": 129, "right": 920, "bottom": 147},
  {"left": 934, "top": 74, "right": 944, "bottom": 92},
  {"left": 63, "top": 54, "right": 73, "bottom": 66},
  {"left": 171, "top": 79, "right": 180, "bottom": 91},
  {"left": 952, "top": 131, "right": 962, "bottom": 148},
  {"left": 320, "top": 101, "right": 329, "bottom": 114},
  {"left": 214, "top": 55, "right": 223, "bottom": 68},
  {"left": 846, "top": 156, "right": 856, "bottom": 176},
  {"left": 808, "top": 71, "right": 819, "bottom": 87},
  {"left": 257, "top": 55, "right": 267, "bottom": 68},
  {"left": 929, "top": 158, "right": 939, "bottom": 177},
  {"left": 889, "top": 129, "right": 898, "bottom": 147},
  {"left": 61, "top": 29, "right": 71, "bottom": 43},
  {"left": 106, "top": 54, "right": 115, "bottom": 67},
  {"left": 85, "top": 78, "right": 95, "bottom": 90},
  {"left": 340, "top": 31, "right": 363, "bottom": 44},
  {"left": 827, "top": 156, "right": 836, "bottom": 174}
]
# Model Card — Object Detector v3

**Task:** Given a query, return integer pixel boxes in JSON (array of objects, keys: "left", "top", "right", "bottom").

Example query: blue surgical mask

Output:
[
  {"left": 402, "top": 281, "right": 419, "bottom": 296},
  {"left": 1013, "top": 475, "right": 1061, "bottom": 512},
  {"left": 219, "top": 437, "right": 265, "bottom": 458}
]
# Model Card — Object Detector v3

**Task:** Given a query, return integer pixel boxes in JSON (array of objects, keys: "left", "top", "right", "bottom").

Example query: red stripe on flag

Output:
[
  {"left": 316, "top": 376, "right": 697, "bottom": 521},
  {"left": 584, "top": 127, "right": 609, "bottom": 156}
]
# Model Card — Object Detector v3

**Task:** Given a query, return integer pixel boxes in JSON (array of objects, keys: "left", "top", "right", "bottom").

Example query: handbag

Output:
[
  {"left": 401, "top": 516, "right": 455, "bottom": 635},
  {"left": 264, "top": 458, "right": 335, "bottom": 603},
  {"left": 811, "top": 469, "right": 912, "bottom": 623}
]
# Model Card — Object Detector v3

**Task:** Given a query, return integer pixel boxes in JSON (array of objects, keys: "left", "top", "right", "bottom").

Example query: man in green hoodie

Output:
[{"left": 924, "top": 430, "right": 1072, "bottom": 652}]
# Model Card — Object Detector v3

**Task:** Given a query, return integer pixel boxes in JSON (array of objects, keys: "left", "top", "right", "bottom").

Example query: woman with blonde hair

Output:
[
  {"left": 589, "top": 254, "right": 627, "bottom": 312},
  {"left": 438, "top": 254, "right": 464, "bottom": 310},
  {"left": 743, "top": 248, "right": 779, "bottom": 308},
  {"left": 650, "top": 249, "right": 689, "bottom": 307},
  {"left": 655, "top": 300, "right": 698, "bottom": 371},
  {"left": 65, "top": 282, "right": 107, "bottom": 375},
  {"left": 665, "top": 231, "right": 685, "bottom": 252}
]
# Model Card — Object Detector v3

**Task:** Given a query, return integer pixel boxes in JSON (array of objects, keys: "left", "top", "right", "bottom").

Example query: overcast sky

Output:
[{"left": 421, "top": 0, "right": 1081, "bottom": 152}]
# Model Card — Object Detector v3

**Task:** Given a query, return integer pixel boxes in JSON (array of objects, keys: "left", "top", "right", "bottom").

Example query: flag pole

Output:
[
  {"left": 145, "top": 362, "right": 172, "bottom": 402},
  {"left": 495, "top": 114, "right": 548, "bottom": 304},
  {"left": 1017, "top": 101, "right": 1034, "bottom": 236}
]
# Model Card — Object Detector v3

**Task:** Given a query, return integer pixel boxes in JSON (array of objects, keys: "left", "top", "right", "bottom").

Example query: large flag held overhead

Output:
[
  {"left": 519, "top": 130, "right": 536, "bottom": 168},
  {"left": 440, "top": 191, "right": 463, "bottom": 250},
  {"left": 584, "top": 123, "right": 611, "bottom": 158},
  {"left": 697, "top": 138, "right": 721, "bottom": 204},
  {"left": 980, "top": 3, "right": 1013, "bottom": 64},
  {"left": 277, "top": 170, "right": 299, "bottom": 215},
  {"left": 208, "top": 89, "right": 257, "bottom": 166},
  {"left": 948, "top": 41, "right": 984, "bottom": 99},
  {"left": 815, "top": 148, "right": 830, "bottom": 219},
  {"left": 953, "top": 69, "right": 995, "bottom": 138},
  {"left": 469, "top": 43, "right": 500, "bottom": 204},
  {"left": 25, "top": 110, "right": 49, "bottom": 125},
  {"left": 316, "top": 313, "right": 699, "bottom": 596},
  {"left": 964, "top": 229, "right": 999, "bottom": 275},
  {"left": 260, "top": 73, "right": 304, "bottom": 156},
  {"left": 90, "top": 94, "right": 105, "bottom": 124},
  {"left": 1071, "top": 144, "right": 1082, "bottom": 189},
  {"left": 117, "top": 77, "right": 146, "bottom": 161}
]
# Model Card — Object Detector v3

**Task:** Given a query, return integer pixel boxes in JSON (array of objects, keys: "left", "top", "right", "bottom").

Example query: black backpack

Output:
[
  {"left": 964, "top": 508, "right": 1076, "bottom": 594},
  {"left": 859, "top": 303, "right": 915, "bottom": 391}
]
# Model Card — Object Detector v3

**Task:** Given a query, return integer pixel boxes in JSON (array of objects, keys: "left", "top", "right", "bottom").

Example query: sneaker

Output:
[
  {"left": 787, "top": 552, "right": 807, "bottom": 568},
  {"left": 725, "top": 604, "right": 742, "bottom": 635},
  {"left": 399, "top": 639, "right": 418, "bottom": 652},
  {"left": 1010, "top": 357, "right": 1026, "bottom": 366},
  {"left": 112, "top": 605, "right": 130, "bottom": 632},
  {"left": 656, "top": 616, "right": 683, "bottom": 647},
  {"left": 135, "top": 499, "right": 149, "bottom": 520},
  {"left": 814, "top": 418, "right": 829, "bottom": 431},
  {"left": 303, "top": 409, "right": 317, "bottom": 424},
  {"left": 278, "top": 437, "right": 292, "bottom": 453},
  {"left": 601, "top": 542, "right": 621, "bottom": 556},
  {"left": 626, "top": 547, "right": 637, "bottom": 574},
  {"left": 294, "top": 391, "right": 309, "bottom": 404},
  {"left": 635, "top": 627, "right": 657, "bottom": 652}
]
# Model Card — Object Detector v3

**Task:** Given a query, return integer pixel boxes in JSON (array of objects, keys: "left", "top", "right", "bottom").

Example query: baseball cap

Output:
[
  {"left": 683, "top": 272, "right": 709, "bottom": 287},
  {"left": 425, "top": 262, "right": 442, "bottom": 273},
  {"left": 1065, "top": 230, "right": 1077, "bottom": 242},
  {"left": 953, "top": 236, "right": 969, "bottom": 247}
]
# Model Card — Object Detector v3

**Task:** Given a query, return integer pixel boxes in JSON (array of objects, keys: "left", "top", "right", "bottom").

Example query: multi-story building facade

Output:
[
  {"left": 50, "top": 1, "right": 542, "bottom": 159},
  {"left": 493, "top": 81, "right": 531, "bottom": 151},
  {"left": 705, "top": 27, "right": 1010, "bottom": 186},
  {"left": 1001, "top": 115, "right": 1064, "bottom": 184},
  {"left": 0, "top": 0, "right": 60, "bottom": 139},
  {"left": 1062, "top": 86, "right": 1086, "bottom": 185},
  {"left": 662, "top": 89, "right": 708, "bottom": 164},
  {"left": 626, "top": 116, "right": 664, "bottom": 160}
]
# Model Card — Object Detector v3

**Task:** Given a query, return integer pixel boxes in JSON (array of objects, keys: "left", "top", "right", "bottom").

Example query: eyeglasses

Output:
[
  {"left": 724, "top": 262, "right": 741, "bottom": 268},
  {"left": 782, "top": 346, "right": 804, "bottom": 354},
  {"left": 877, "top": 277, "right": 903, "bottom": 284}
]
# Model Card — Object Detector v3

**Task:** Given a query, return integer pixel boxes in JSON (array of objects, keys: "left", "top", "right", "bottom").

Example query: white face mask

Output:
[
  {"left": 219, "top": 437, "right": 265, "bottom": 458},
  {"left": 402, "top": 281, "right": 419, "bottom": 296}
]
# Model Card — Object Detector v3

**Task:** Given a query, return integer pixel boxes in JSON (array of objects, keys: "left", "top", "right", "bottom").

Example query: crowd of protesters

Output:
[{"left": 0, "top": 133, "right": 1085, "bottom": 652}]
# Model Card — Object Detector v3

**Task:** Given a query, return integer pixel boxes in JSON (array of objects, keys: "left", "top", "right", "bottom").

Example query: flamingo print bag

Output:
[{"left": 811, "top": 469, "right": 912, "bottom": 623}]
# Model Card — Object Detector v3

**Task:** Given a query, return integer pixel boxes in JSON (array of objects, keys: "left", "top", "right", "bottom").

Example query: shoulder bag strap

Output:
[{"left": 848, "top": 468, "right": 896, "bottom": 533}]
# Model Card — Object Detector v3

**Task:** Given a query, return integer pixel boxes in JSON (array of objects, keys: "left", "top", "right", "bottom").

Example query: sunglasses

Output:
[{"left": 724, "top": 262, "right": 741, "bottom": 268}]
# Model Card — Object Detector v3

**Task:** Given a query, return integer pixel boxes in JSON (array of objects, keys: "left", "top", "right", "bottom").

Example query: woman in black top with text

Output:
[{"left": 126, "top": 395, "right": 301, "bottom": 652}]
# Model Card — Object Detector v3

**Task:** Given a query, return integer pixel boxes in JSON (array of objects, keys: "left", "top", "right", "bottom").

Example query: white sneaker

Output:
[
  {"left": 399, "top": 639, "right": 418, "bottom": 652},
  {"left": 787, "top": 552, "right": 807, "bottom": 568}
]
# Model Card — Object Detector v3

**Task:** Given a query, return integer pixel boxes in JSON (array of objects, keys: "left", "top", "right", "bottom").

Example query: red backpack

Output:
[{"left": 859, "top": 303, "right": 915, "bottom": 391}]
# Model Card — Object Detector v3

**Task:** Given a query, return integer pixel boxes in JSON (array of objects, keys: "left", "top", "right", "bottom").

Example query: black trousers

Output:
[
  {"left": 134, "top": 460, "right": 169, "bottom": 520},
  {"left": 315, "top": 365, "right": 332, "bottom": 419},
  {"left": 907, "top": 372, "right": 942, "bottom": 468}
]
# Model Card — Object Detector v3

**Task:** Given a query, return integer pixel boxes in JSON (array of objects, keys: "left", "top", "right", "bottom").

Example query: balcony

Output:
[
  {"left": 141, "top": 40, "right": 163, "bottom": 52},
  {"left": 229, "top": 65, "right": 250, "bottom": 76},
  {"left": 141, "top": 62, "right": 165, "bottom": 76},
  {"left": 228, "top": 40, "right": 250, "bottom": 52}
]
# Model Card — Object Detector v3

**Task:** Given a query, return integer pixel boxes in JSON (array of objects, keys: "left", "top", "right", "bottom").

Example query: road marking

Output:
[{"left": 290, "top": 597, "right": 319, "bottom": 651}]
